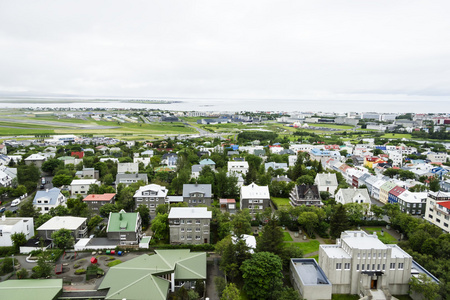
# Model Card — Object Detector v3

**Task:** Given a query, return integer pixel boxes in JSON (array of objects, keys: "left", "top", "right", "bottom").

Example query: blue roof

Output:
[
  {"left": 199, "top": 159, "right": 215, "bottom": 165},
  {"left": 33, "top": 188, "right": 61, "bottom": 206},
  {"left": 376, "top": 146, "right": 387, "bottom": 150}
]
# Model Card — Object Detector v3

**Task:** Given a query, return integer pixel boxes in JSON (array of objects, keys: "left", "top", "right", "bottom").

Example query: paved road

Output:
[{"left": 206, "top": 255, "right": 222, "bottom": 300}]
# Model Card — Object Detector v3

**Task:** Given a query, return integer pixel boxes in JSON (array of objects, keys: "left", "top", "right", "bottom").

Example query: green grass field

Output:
[
  {"left": 271, "top": 197, "right": 291, "bottom": 209},
  {"left": 380, "top": 133, "right": 412, "bottom": 139},
  {"left": 307, "top": 254, "right": 319, "bottom": 262},
  {"left": 307, "top": 123, "right": 355, "bottom": 130},
  {"left": 363, "top": 227, "right": 398, "bottom": 244},
  {"left": 283, "top": 232, "right": 293, "bottom": 242},
  {"left": 291, "top": 240, "right": 320, "bottom": 255}
]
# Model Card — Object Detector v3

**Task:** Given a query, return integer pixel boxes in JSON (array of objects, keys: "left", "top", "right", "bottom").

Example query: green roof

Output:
[
  {"left": 0, "top": 279, "right": 62, "bottom": 300},
  {"left": 98, "top": 250, "right": 206, "bottom": 300},
  {"left": 107, "top": 210, "right": 139, "bottom": 233}
]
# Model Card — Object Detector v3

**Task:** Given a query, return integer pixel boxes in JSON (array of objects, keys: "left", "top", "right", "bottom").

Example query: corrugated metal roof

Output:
[{"left": 0, "top": 279, "right": 62, "bottom": 300}]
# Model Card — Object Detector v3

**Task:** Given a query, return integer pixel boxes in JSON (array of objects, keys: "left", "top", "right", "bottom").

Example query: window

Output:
[
  {"left": 181, "top": 235, "right": 185, "bottom": 240},
  {"left": 445, "top": 223, "right": 449, "bottom": 228},
  {"left": 336, "top": 263, "right": 342, "bottom": 270},
  {"left": 195, "top": 236, "right": 201, "bottom": 240},
  {"left": 181, "top": 220, "right": 185, "bottom": 224},
  {"left": 181, "top": 228, "right": 185, "bottom": 232},
  {"left": 187, "top": 220, "right": 192, "bottom": 224},
  {"left": 437, "top": 218, "right": 441, "bottom": 223},
  {"left": 187, "top": 228, "right": 192, "bottom": 232},
  {"left": 377, "top": 264, "right": 380, "bottom": 270},
  {"left": 196, "top": 228, "right": 200, "bottom": 232},
  {"left": 357, "top": 253, "right": 360, "bottom": 259},
  {"left": 361, "top": 264, "right": 365, "bottom": 271},
  {"left": 378, "top": 253, "right": 381, "bottom": 258},
  {"left": 196, "top": 220, "right": 201, "bottom": 224},
  {"left": 372, "top": 264, "right": 375, "bottom": 270},
  {"left": 390, "top": 263, "right": 395, "bottom": 269},
  {"left": 368, "top": 253, "right": 371, "bottom": 259},
  {"left": 367, "top": 264, "right": 370, "bottom": 270},
  {"left": 429, "top": 214, "right": 433, "bottom": 219},
  {"left": 356, "top": 264, "right": 359, "bottom": 271},
  {"left": 383, "top": 264, "right": 385, "bottom": 270},
  {"left": 344, "top": 263, "right": 350, "bottom": 270},
  {"left": 398, "top": 263, "right": 404, "bottom": 269}
]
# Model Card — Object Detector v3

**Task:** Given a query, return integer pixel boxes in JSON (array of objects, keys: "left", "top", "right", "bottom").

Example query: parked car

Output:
[
  {"left": 0, "top": 207, "right": 5, "bottom": 213},
  {"left": 11, "top": 199, "right": 21, "bottom": 207}
]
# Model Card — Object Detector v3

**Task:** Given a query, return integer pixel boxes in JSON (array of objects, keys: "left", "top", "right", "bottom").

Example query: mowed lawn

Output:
[
  {"left": 290, "top": 240, "right": 320, "bottom": 255},
  {"left": 283, "top": 232, "right": 293, "bottom": 242},
  {"left": 272, "top": 197, "right": 291, "bottom": 209},
  {"left": 363, "top": 227, "right": 398, "bottom": 244}
]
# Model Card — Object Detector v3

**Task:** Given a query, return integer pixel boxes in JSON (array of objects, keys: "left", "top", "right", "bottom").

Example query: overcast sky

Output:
[{"left": 1, "top": 1, "right": 449, "bottom": 101}]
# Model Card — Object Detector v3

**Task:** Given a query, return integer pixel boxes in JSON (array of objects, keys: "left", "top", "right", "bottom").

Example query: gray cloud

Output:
[{"left": 0, "top": 0, "right": 449, "bottom": 101}]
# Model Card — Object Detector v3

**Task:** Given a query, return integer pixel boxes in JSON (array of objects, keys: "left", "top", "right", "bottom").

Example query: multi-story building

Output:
[
  {"left": 83, "top": 193, "right": 116, "bottom": 212},
  {"left": 379, "top": 181, "right": 397, "bottom": 204},
  {"left": 115, "top": 173, "right": 148, "bottom": 187},
  {"left": 319, "top": 231, "right": 438, "bottom": 296},
  {"left": 182, "top": 184, "right": 212, "bottom": 207},
  {"left": 397, "top": 191, "right": 427, "bottom": 216},
  {"left": 424, "top": 191, "right": 450, "bottom": 233},
  {"left": 37, "top": 216, "right": 88, "bottom": 240},
  {"left": 335, "top": 188, "right": 371, "bottom": 206},
  {"left": 75, "top": 167, "right": 99, "bottom": 180},
  {"left": 33, "top": 188, "right": 66, "bottom": 214},
  {"left": 389, "top": 151, "right": 403, "bottom": 167},
  {"left": 168, "top": 207, "right": 212, "bottom": 244},
  {"left": 227, "top": 161, "right": 249, "bottom": 175},
  {"left": 106, "top": 209, "right": 142, "bottom": 246},
  {"left": 388, "top": 186, "right": 406, "bottom": 204},
  {"left": 0, "top": 216, "right": 34, "bottom": 247},
  {"left": 240, "top": 182, "right": 271, "bottom": 213},
  {"left": 117, "top": 162, "right": 139, "bottom": 174},
  {"left": 290, "top": 184, "right": 322, "bottom": 207},
  {"left": 133, "top": 184, "right": 168, "bottom": 215},
  {"left": 315, "top": 173, "right": 338, "bottom": 195},
  {"left": 70, "top": 179, "right": 100, "bottom": 196}
]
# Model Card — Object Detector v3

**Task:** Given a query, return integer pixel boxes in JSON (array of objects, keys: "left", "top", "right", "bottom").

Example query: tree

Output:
[
  {"left": 66, "top": 197, "right": 89, "bottom": 217},
  {"left": 298, "top": 211, "right": 318, "bottom": 237},
  {"left": 296, "top": 175, "right": 314, "bottom": 185},
  {"left": 41, "top": 158, "right": 63, "bottom": 175},
  {"left": 18, "top": 199, "right": 39, "bottom": 218},
  {"left": 136, "top": 204, "right": 150, "bottom": 229},
  {"left": 52, "top": 174, "right": 73, "bottom": 187},
  {"left": 32, "top": 254, "right": 53, "bottom": 278},
  {"left": 11, "top": 232, "right": 27, "bottom": 252},
  {"left": 370, "top": 205, "right": 384, "bottom": 220},
  {"left": 230, "top": 210, "right": 252, "bottom": 237},
  {"left": 240, "top": 252, "right": 283, "bottom": 300},
  {"left": 272, "top": 287, "right": 302, "bottom": 300},
  {"left": 99, "top": 203, "right": 120, "bottom": 217},
  {"left": 409, "top": 273, "right": 440, "bottom": 300},
  {"left": 150, "top": 213, "right": 169, "bottom": 241},
  {"left": 429, "top": 177, "right": 440, "bottom": 192},
  {"left": 330, "top": 204, "right": 350, "bottom": 239},
  {"left": 221, "top": 283, "right": 240, "bottom": 300},
  {"left": 256, "top": 218, "right": 284, "bottom": 255},
  {"left": 51, "top": 228, "right": 75, "bottom": 249},
  {"left": 88, "top": 215, "right": 103, "bottom": 231},
  {"left": 35, "top": 213, "right": 53, "bottom": 228}
]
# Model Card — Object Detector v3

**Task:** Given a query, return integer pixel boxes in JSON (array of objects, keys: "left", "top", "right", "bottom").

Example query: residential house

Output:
[
  {"left": 33, "top": 188, "right": 66, "bottom": 214},
  {"left": 106, "top": 209, "right": 142, "bottom": 245},
  {"left": 288, "top": 155, "right": 298, "bottom": 167},
  {"left": 58, "top": 155, "right": 82, "bottom": 166},
  {"left": 319, "top": 230, "right": 438, "bottom": 296},
  {"left": 0, "top": 166, "right": 17, "bottom": 187},
  {"left": 168, "top": 207, "right": 212, "bottom": 244},
  {"left": 427, "top": 152, "right": 448, "bottom": 164},
  {"left": 83, "top": 193, "right": 116, "bottom": 212},
  {"left": 182, "top": 184, "right": 212, "bottom": 207},
  {"left": 133, "top": 184, "right": 168, "bottom": 215},
  {"left": 240, "top": 182, "right": 271, "bottom": 213},
  {"left": 117, "top": 162, "right": 139, "bottom": 174},
  {"left": 371, "top": 179, "right": 388, "bottom": 201},
  {"left": 24, "top": 154, "right": 46, "bottom": 168},
  {"left": 199, "top": 158, "right": 215, "bottom": 167},
  {"left": 335, "top": 188, "right": 371, "bottom": 206},
  {"left": 37, "top": 216, "right": 88, "bottom": 240},
  {"left": 389, "top": 151, "right": 403, "bottom": 167},
  {"left": 133, "top": 156, "right": 151, "bottom": 167},
  {"left": 264, "top": 162, "right": 288, "bottom": 172},
  {"left": 98, "top": 250, "right": 206, "bottom": 298},
  {"left": 0, "top": 144, "right": 6, "bottom": 155},
  {"left": 162, "top": 153, "right": 178, "bottom": 167},
  {"left": 397, "top": 191, "right": 427, "bottom": 216},
  {"left": 424, "top": 191, "right": 450, "bottom": 233},
  {"left": 315, "top": 173, "right": 338, "bottom": 195},
  {"left": 219, "top": 199, "right": 236, "bottom": 215},
  {"left": 75, "top": 167, "right": 99, "bottom": 180},
  {"left": 388, "top": 186, "right": 406, "bottom": 205},
  {"left": 70, "top": 179, "right": 100, "bottom": 196},
  {"left": 115, "top": 173, "right": 148, "bottom": 187},
  {"left": 290, "top": 184, "right": 322, "bottom": 207},
  {"left": 227, "top": 161, "right": 249, "bottom": 175},
  {"left": 0, "top": 216, "right": 34, "bottom": 247},
  {"left": 379, "top": 181, "right": 398, "bottom": 204}
]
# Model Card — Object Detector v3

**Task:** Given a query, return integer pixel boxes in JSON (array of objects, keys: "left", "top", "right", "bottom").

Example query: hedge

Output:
[
  {"left": 149, "top": 244, "right": 215, "bottom": 252},
  {"left": 0, "top": 247, "right": 16, "bottom": 257}
]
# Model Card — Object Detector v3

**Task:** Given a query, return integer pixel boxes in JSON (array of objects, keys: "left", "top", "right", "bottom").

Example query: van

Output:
[{"left": 11, "top": 199, "right": 21, "bottom": 207}]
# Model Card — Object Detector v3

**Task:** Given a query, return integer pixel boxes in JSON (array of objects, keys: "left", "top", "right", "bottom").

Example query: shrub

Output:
[
  {"left": 0, "top": 258, "right": 14, "bottom": 275},
  {"left": 0, "top": 246, "right": 15, "bottom": 257},
  {"left": 86, "top": 265, "right": 104, "bottom": 280},
  {"left": 107, "top": 260, "right": 122, "bottom": 267},
  {"left": 16, "top": 268, "right": 29, "bottom": 279},
  {"left": 74, "top": 268, "right": 86, "bottom": 275}
]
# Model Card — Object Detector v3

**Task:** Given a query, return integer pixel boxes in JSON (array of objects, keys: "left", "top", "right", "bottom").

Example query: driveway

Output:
[{"left": 206, "top": 254, "right": 223, "bottom": 300}]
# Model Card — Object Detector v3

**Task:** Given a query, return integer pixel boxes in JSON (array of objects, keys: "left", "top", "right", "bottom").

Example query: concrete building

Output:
[
  {"left": 106, "top": 209, "right": 142, "bottom": 246},
  {"left": 83, "top": 193, "right": 116, "bottom": 212},
  {"left": 290, "top": 258, "right": 332, "bottom": 300},
  {"left": 182, "top": 184, "right": 212, "bottom": 207},
  {"left": 240, "top": 182, "right": 271, "bottom": 214},
  {"left": 37, "top": 216, "right": 88, "bottom": 240},
  {"left": 70, "top": 179, "right": 100, "bottom": 196},
  {"left": 379, "top": 181, "right": 397, "bottom": 204},
  {"left": 133, "top": 184, "right": 168, "bottom": 215},
  {"left": 115, "top": 173, "right": 148, "bottom": 187},
  {"left": 227, "top": 161, "right": 249, "bottom": 175},
  {"left": 33, "top": 188, "right": 66, "bottom": 214},
  {"left": 117, "top": 162, "right": 139, "bottom": 174},
  {"left": 424, "top": 191, "right": 450, "bottom": 233},
  {"left": 168, "top": 207, "right": 212, "bottom": 245},
  {"left": 24, "top": 154, "right": 46, "bottom": 168},
  {"left": 397, "top": 191, "right": 427, "bottom": 216},
  {"left": 0, "top": 216, "right": 34, "bottom": 247},
  {"left": 75, "top": 167, "right": 99, "bottom": 180},
  {"left": 319, "top": 230, "right": 438, "bottom": 297}
]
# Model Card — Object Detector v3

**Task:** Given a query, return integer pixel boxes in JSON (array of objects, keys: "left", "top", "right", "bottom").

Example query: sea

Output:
[{"left": 0, "top": 97, "right": 448, "bottom": 114}]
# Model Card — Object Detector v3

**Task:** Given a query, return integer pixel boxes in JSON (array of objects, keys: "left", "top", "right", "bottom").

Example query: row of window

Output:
[
  {"left": 188, "top": 199, "right": 207, "bottom": 204},
  {"left": 180, "top": 228, "right": 203, "bottom": 232},
  {"left": 180, "top": 236, "right": 203, "bottom": 240},
  {"left": 337, "top": 262, "right": 404, "bottom": 270},
  {"left": 248, "top": 200, "right": 264, "bottom": 204},
  {"left": 357, "top": 252, "right": 387, "bottom": 259}
]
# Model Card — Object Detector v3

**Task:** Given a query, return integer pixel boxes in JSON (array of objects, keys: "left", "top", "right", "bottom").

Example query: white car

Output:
[{"left": 11, "top": 199, "right": 21, "bottom": 207}]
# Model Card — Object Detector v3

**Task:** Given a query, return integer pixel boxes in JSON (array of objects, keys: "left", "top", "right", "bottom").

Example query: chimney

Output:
[
  {"left": 1, "top": 215, "right": 5, "bottom": 221},
  {"left": 46, "top": 189, "right": 49, "bottom": 192}
]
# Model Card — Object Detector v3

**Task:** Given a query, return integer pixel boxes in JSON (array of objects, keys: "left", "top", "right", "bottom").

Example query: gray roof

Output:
[
  {"left": 33, "top": 188, "right": 61, "bottom": 206},
  {"left": 315, "top": 173, "right": 338, "bottom": 186},
  {"left": 337, "top": 188, "right": 370, "bottom": 202},
  {"left": 191, "top": 164, "right": 203, "bottom": 173},
  {"left": 183, "top": 184, "right": 212, "bottom": 197},
  {"left": 116, "top": 173, "right": 148, "bottom": 182}
]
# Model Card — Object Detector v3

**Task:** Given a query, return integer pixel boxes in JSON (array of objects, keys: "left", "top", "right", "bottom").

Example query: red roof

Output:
[
  {"left": 71, "top": 151, "right": 84, "bottom": 158},
  {"left": 389, "top": 186, "right": 405, "bottom": 197},
  {"left": 220, "top": 199, "right": 236, "bottom": 204},
  {"left": 437, "top": 201, "right": 450, "bottom": 210},
  {"left": 83, "top": 193, "right": 116, "bottom": 202}
]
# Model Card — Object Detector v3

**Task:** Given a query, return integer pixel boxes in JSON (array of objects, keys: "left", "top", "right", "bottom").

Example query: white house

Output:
[
  {"left": 33, "top": 188, "right": 66, "bottom": 214},
  {"left": 315, "top": 173, "right": 338, "bottom": 195},
  {"left": 70, "top": 179, "right": 100, "bottom": 195},
  {"left": 117, "top": 162, "right": 139, "bottom": 174},
  {"left": 240, "top": 182, "right": 270, "bottom": 213},
  {"left": 335, "top": 188, "right": 371, "bottom": 206},
  {"left": 0, "top": 216, "right": 34, "bottom": 247},
  {"left": 227, "top": 161, "right": 249, "bottom": 175},
  {"left": 424, "top": 191, "right": 450, "bottom": 233}
]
